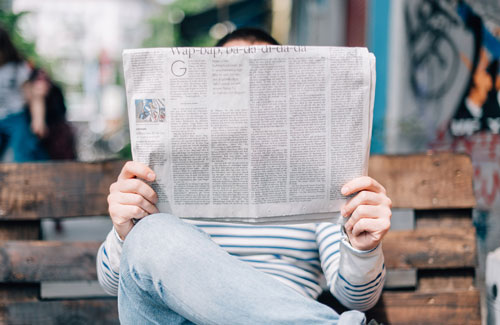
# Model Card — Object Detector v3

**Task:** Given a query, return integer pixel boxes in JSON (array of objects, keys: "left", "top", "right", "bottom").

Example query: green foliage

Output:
[
  {"left": 118, "top": 142, "right": 132, "bottom": 159},
  {"left": 142, "top": 6, "right": 178, "bottom": 48},
  {"left": 172, "top": 0, "right": 214, "bottom": 15},
  {"left": 0, "top": 10, "right": 44, "bottom": 66},
  {"left": 142, "top": 0, "right": 216, "bottom": 48}
]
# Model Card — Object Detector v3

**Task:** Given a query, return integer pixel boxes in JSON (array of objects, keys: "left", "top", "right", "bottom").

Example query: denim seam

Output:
[{"left": 127, "top": 267, "right": 217, "bottom": 325}]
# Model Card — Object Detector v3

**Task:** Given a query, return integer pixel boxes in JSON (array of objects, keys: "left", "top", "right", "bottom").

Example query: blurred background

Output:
[{"left": 1, "top": 0, "right": 499, "bottom": 321}]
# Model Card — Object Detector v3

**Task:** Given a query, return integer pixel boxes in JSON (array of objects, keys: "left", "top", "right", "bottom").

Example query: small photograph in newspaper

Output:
[
  {"left": 135, "top": 99, "right": 166, "bottom": 123},
  {"left": 123, "top": 45, "right": 375, "bottom": 224}
]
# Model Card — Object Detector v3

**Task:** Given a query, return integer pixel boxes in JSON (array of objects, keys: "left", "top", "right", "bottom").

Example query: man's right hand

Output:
[{"left": 108, "top": 161, "right": 159, "bottom": 240}]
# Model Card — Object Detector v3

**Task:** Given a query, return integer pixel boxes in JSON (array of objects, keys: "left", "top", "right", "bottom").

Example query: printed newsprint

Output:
[{"left": 123, "top": 45, "right": 375, "bottom": 224}]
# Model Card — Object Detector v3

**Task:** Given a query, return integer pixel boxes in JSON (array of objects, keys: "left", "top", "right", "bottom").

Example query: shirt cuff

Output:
[
  {"left": 340, "top": 224, "right": 380, "bottom": 255},
  {"left": 112, "top": 226, "right": 124, "bottom": 245},
  {"left": 338, "top": 227, "right": 385, "bottom": 285}
]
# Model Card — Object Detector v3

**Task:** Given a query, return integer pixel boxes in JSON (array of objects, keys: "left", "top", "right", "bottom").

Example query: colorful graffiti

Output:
[
  {"left": 450, "top": 3, "right": 500, "bottom": 137},
  {"left": 405, "top": 2, "right": 500, "bottom": 283},
  {"left": 405, "top": 0, "right": 460, "bottom": 100},
  {"left": 403, "top": 1, "right": 500, "bottom": 209},
  {"left": 433, "top": 132, "right": 500, "bottom": 209}
]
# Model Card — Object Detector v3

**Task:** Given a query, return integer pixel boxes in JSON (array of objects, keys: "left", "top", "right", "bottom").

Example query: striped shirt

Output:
[{"left": 97, "top": 220, "right": 385, "bottom": 311}]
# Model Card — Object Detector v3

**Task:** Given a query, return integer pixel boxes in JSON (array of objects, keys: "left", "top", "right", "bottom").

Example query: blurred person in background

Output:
[
  {"left": 0, "top": 26, "right": 48, "bottom": 162},
  {"left": 25, "top": 68, "right": 76, "bottom": 160}
]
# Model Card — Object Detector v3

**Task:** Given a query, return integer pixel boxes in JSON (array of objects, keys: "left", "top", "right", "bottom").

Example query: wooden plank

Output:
[
  {"left": 0, "top": 219, "right": 41, "bottom": 302},
  {"left": 0, "top": 225, "right": 476, "bottom": 282},
  {"left": 0, "top": 241, "right": 100, "bottom": 282},
  {"left": 0, "top": 221, "right": 40, "bottom": 240},
  {"left": 366, "top": 290, "right": 481, "bottom": 325},
  {"left": 368, "top": 153, "right": 476, "bottom": 209},
  {"left": 418, "top": 269, "right": 476, "bottom": 292},
  {"left": 0, "top": 284, "right": 38, "bottom": 303},
  {"left": 416, "top": 209, "right": 473, "bottom": 228},
  {"left": 0, "top": 299, "right": 118, "bottom": 325},
  {"left": 0, "top": 153, "right": 476, "bottom": 219},
  {"left": 383, "top": 227, "right": 476, "bottom": 269},
  {"left": 0, "top": 160, "right": 124, "bottom": 220}
]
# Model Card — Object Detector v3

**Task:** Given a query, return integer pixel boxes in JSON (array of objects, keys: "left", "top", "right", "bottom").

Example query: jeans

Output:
[
  {"left": 118, "top": 213, "right": 366, "bottom": 324},
  {"left": 0, "top": 111, "right": 48, "bottom": 162}
]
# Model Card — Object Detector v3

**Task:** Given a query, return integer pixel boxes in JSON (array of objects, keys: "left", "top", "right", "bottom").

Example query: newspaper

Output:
[{"left": 123, "top": 45, "right": 375, "bottom": 224}]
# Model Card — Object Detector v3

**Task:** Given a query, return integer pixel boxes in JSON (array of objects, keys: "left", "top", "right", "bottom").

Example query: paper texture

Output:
[{"left": 123, "top": 45, "right": 375, "bottom": 224}]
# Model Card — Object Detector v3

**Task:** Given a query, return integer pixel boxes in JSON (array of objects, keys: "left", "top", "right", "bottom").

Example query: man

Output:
[{"left": 97, "top": 28, "right": 391, "bottom": 324}]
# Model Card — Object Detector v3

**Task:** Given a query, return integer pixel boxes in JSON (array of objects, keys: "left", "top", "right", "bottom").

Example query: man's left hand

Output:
[{"left": 341, "top": 176, "right": 392, "bottom": 251}]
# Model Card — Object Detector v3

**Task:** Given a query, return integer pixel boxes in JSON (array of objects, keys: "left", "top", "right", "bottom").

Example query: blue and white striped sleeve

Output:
[
  {"left": 315, "top": 222, "right": 385, "bottom": 311},
  {"left": 96, "top": 227, "right": 123, "bottom": 296}
]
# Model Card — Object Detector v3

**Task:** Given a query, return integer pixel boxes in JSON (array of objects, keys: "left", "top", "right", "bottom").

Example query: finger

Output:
[
  {"left": 344, "top": 204, "right": 388, "bottom": 231},
  {"left": 118, "top": 161, "right": 155, "bottom": 181},
  {"left": 111, "top": 178, "right": 158, "bottom": 204},
  {"left": 341, "top": 176, "right": 386, "bottom": 196},
  {"left": 114, "top": 192, "right": 159, "bottom": 215},
  {"left": 352, "top": 217, "right": 390, "bottom": 238},
  {"left": 109, "top": 202, "right": 150, "bottom": 223},
  {"left": 342, "top": 191, "right": 388, "bottom": 217}
]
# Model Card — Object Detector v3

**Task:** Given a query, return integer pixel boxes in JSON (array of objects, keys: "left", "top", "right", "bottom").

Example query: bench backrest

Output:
[{"left": 0, "top": 153, "right": 480, "bottom": 324}]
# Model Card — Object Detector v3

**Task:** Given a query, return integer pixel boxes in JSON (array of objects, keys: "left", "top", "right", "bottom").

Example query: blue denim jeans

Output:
[
  {"left": 118, "top": 214, "right": 366, "bottom": 324},
  {"left": 0, "top": 111, "right": 48, "bottom": 162}
]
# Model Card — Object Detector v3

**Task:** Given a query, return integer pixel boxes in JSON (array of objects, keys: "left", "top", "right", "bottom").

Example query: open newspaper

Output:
[{"left": 123, "top": 45, "right": 375, "bottom": 224}]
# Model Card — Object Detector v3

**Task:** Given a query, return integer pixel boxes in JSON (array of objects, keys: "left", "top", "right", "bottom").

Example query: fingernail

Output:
[
  {"left": 341, "top": 186, "right": 349, "bottom": 195},
  {"left": 147, "top": 173, "right": 155, "bottom": 181},
  {"left": 340, "top": 208, "right": 345, "bottom": 216}
]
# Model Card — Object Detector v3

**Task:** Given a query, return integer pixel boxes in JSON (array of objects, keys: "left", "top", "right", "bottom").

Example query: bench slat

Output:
[
  {"left": 0, "top": 161, "right": 124, "bottom": 220},
  {"left": 418, "top": 269, "right": 476, "bottom": 292},
  {"left": 0, "top": 221, "right": 40, "bottom": 240},
  {"left": 367, "top": 289, "right": 481, "bottom": 325},
  {"left": 0, "top": 153, "right": 475, "bottom": 221},
  {"left": 0, "top": 299, "right": 118, "bottom": 325},
  {"left": 0, "top": 226, "right": 475, "bottom": 282},
  {"left": 383, "top": 226, "right": 476, "bottom": 269},
  {"left": 368, "top": 153, "right": 475, "bottom": 209},
  {"left": 2, "top": 291, "right": 481, "bottom": 325},
  {"left": 0, "top": 241, "right": 100, "bottom": 282},
  {"left": 0, "top": 284, "right": 39, "bottom": 303},
  {"left": 416, "top": 209, "right": 473, "bottom": 228}
]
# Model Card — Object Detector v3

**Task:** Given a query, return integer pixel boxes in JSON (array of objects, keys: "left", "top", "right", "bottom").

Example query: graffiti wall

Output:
[
  {"left": 427, "top": 2, "right": 500, "bottom": 212},
  {"left": 387, "top": 0, "right": 500, "bottom": 276}
]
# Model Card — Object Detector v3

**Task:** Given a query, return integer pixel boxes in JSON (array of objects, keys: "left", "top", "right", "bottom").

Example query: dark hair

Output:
[
  {"left": 216, "top": 27, "right": 280, "bottom": 47},
  {"left": 0, "top": 26, "right": 23, "bottom": 65}
]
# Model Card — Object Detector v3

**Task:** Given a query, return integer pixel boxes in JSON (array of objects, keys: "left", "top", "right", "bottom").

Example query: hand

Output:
[
  {"left": 31, "top": 79, "right": 50, "bottom": 99},
  {"left": 31, "top": 117, "right": 48, "bottom": 138},
  {"left": 108, "top": 161, "right": 159, "bottom": 240},
  {"left": 341, "top": 176, "right": 392, "bottom": 251}
]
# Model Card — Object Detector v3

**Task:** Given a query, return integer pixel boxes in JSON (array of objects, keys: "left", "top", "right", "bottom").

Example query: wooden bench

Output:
[
  {"left": 321, "top": 153, "right": 481, "bottom": 324},
  {"left": 0, "top": 153, "right": 480, "bottom": 324}
]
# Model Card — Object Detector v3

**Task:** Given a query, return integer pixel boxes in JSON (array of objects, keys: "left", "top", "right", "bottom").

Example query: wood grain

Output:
[
  {"left": 0, "top": 226, "right": 476, "bottom": 282},
  {"left": 0, "top": 221, "right": 40, "bottom": 240},
  {"left": 0, "top": 299, "right": 118, "bottom": 325},
  {"left": 383, "top": 227, "right": 477, "bottom": 269},
  {"left": 0, "top": 284, "right": 38, "bottom": 303},
  {"left": 0, "top": 160, "right": 124, "bottom": 220},
  {"left": 0, "top": 153, "right": 475, "bottom": 220},
  {"left": 0, "top": 241, "right": 100, "bottom": 282},
  {"left": 367, "top": 289, "right": 481, "bottom": 325},
  {"left": 368, "top": 153, "right": 476, "bottom": 209},
  {"left": 415, "top": 209, "right": 473, "bottom": 228},
  {"left": 418, "top": 269, "right": 475, "bottom": 292}
]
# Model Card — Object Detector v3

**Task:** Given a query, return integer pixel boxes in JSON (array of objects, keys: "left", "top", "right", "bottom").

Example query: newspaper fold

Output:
[{"left": 123, "top": 45, "right": 375, "bottom": 224}]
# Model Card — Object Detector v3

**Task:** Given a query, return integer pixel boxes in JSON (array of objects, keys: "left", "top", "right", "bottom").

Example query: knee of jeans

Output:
[
  {"left": 338, "top": 310, "right": 366, "bottom": 325},
  {"left": 121, "top": 213, "right": 187, "bottom": 273}
]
